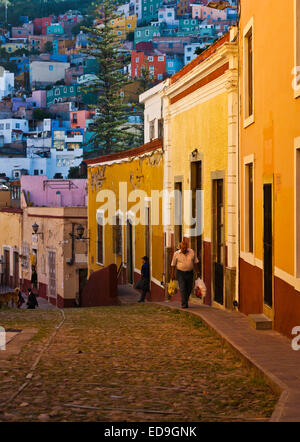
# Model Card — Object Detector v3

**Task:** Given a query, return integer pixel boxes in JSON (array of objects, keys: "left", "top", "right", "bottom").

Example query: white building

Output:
[
  {"left": 131, "top": 0, "right": 142, "bottom": 20},
  {"left": 0, "top": 68, "right": 14, "bottom": 100},
  {"left": 139, "top": 80, "right": 169, "bottom": 144},
  {"left": 30, "top": 61, "right": 70, "bottom": 87},
  {"left": 0, "top": 119, "right": 28, "bottom": 144},
  {"left": 184, "top": 43, "right": 205, "bottom": 65},
  {"left": 158, "top": 7, "right": 178, "bottom": 26}
]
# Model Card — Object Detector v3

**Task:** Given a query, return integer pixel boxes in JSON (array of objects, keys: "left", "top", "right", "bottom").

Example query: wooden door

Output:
[
  {"left": 263, "top": 183, "right": 273, "bottom": 310},
  {"left": 213, "top": 179, "right": 224, "bottom": 305}
]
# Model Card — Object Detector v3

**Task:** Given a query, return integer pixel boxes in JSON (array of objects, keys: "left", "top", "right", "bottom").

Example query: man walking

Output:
[{"left": 170, "top": 240, "right": 200, "bottom": 308}]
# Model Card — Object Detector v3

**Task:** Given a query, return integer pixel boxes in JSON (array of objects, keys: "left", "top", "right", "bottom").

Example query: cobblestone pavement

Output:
[{"left": 0, "top": 303, "right": 279, "bottom": 422}]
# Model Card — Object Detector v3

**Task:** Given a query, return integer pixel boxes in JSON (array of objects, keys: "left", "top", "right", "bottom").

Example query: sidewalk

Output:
[{"left": 118, "top": 285, "right": 300, "bottom": 422}]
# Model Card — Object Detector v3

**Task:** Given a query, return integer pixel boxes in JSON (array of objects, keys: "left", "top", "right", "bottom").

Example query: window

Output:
[
  {"left": 149, "top": 119, "right": 155, "bottom": 139},
  {"left": 55, "top": 88, "right": 60, "bottom": 96},
  {"left": 6, "top": 123, "right": 10, "bottom": 129},
  {"left": 244, "top": 160, "right": 254, "bottom": 254},
  {"left": 148, "top": 56, "right": 153, "bottom": 61},
  {"left": 137, "top": 30, "right": 141, "bottom": 37},
  {"left": 34, "top": 169, "right": 39, "bottom": 175},
  {"left": 158, "top": 74, "right": 163, "bottom": 80},
  {"left": 97, "top": 213, "right": 104, "bottom": 265},
  {"left": 158, "top": 56, "right": 164, "bottom": 61},
  {"left": 168, "top": 61, "right": 174, "bottom": 67},
  {"left": 16, "top": 123, "right": 20, "bottom": 128},
  {"left": 145, "top": 30, "right": 150, "bottom": 36},
  {"left": 243, "top": 18, "right": 254, "bottom": 125},
  {"left": 0, "top": 124, "right": 3, "bottom": 130},
  {"left": 113, "top": 216, "right": 122, "bottom": 255}
]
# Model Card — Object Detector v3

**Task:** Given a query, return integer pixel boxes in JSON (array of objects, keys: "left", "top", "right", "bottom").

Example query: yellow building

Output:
[
  {"left": 0, "top": 207, "right": 23, "bottom": 288},
  {"left": 239, "top": 0, "right": 300, "bottom": 337},
  {"left": 3, "top": 41, "right": 28, "bottom": 53},
  {"left": 162, "top": 30, "right": 239, "bottom": 309},
  {"left": 86, "top": 139, "right": 165, "bottom": 301},
  {"left": 110, "top": 14, "right": 137, "bottom": 40}
]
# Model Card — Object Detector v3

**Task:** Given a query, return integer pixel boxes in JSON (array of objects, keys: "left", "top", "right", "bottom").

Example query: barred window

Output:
[
  {"left": 113, "top": 216, "right": 122, "bottom": 256},
  {"left": 97, "top": 213, "right": 104, "bottom": 265}
]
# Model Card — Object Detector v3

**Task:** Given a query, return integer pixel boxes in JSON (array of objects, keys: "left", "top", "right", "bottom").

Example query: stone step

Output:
[{"left": 248, "top": 314, "right": 273, "bottom": 330}]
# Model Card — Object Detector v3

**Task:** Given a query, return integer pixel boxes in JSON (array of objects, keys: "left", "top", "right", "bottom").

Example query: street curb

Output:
[{"left": 154, "top": 301, "right": 288, "bottom": 422}]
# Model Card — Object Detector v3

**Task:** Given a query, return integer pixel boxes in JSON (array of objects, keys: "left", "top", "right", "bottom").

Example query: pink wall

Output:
[
  {"left": 21, "top": 176, "right": 87, "bottom": 207},
  {"left": 32, "top": 90, "right": 47, "bottom": 108},
  {"left": 70, "top": 110, "right": 94, "bottom": 129},
  {"left": 192, "top": 5, "right": 227, "bottom": 20}
]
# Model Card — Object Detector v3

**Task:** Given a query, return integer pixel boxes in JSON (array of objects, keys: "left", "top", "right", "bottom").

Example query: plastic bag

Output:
[
  {"left": 168, "top": 280, "right": 178, "bottom": 297},
  {"left": 194, "top": 278, "right": 207, "bottom": 299}
]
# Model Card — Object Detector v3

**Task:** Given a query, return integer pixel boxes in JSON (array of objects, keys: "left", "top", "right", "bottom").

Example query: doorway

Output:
[
  {"left": 78, "top": 268, "right": 88, "bottom": 307},
  {"left": 13, "top": 252, "right": 19, "bottom": 288},
  {"left": 3, "top": 249, "right": 10, "bottom": 287},
  {"left": 212, "top": 178, "right": 225, "bottom": 306},
  {"left": 263, "top": 181, "right": 273, "bottom": 317},
  {"left": 191, "top": 160, "right": 202, "bottom": 276},
  {"left": 127, "top": 220, "right": 134, "bottom": 284},
  {"left": 48, "top": 250, "right": 56, "bottom": 301}
]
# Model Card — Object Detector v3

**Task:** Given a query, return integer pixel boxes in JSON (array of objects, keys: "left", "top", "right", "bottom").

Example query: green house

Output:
[
  {"left": 134, "top": 26, "right": 161, "bottom": 46},
  {"left": 47, "top": 85, "right": 79, "bottom": 106}
]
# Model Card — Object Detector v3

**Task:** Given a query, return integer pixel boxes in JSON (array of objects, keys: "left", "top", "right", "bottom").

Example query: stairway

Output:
[{"left": 248, "top": 314, "right": 273, "bottom": 330}]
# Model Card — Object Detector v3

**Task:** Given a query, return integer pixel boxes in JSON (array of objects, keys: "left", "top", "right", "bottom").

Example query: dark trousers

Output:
[
  {"left": 177, "top": 270, "right": 193, "bottom": 307},
  {"left": 140, "top": 278, "right": 150, "bottom": 302}
]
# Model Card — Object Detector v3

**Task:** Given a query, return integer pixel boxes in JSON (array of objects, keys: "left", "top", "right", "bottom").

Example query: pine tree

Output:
[{"left": 81, "top": 0, "right": 138, "bottom": 155}]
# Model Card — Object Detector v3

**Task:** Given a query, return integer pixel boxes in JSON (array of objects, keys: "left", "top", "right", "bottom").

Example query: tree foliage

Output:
[{"left": 81, "top": 0, "right": 140, "bottom": 154}]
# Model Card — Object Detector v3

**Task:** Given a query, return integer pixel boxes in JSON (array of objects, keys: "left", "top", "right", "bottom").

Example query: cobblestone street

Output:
[{"left": 0, "top": 301, "right": 279, "bottom": 422}]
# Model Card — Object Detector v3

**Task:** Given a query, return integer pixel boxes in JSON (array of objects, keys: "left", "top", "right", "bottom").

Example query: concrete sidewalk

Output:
[
  {"left": 157, "top": 300, "right": 300, "bottom": 422},
  {"left": 118, "top": 284, "right": 300, "bottom": 422}
]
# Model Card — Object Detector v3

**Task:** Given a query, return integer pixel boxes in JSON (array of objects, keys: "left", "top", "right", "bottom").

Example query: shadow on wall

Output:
[{"left": 80, "top": 264, "right": 120, "bottom": 307}]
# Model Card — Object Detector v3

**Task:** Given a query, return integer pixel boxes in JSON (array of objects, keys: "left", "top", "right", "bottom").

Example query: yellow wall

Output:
[
  {"left": 110, "top": 15, "right": 137, "bottom": 39},
  {"left": 169, "top": 93, "right": 229, "bottom": 242},
  {"left": 88, "top": 149, "right": 164, "bottom": 284},
  {"left": 0, "top": 210, "right": 22, "bottom": 284}
]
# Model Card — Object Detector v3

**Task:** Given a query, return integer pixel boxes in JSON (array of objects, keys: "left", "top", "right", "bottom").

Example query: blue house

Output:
[{"left": 166, "top": 55, "right": 184, "bottom": 76}]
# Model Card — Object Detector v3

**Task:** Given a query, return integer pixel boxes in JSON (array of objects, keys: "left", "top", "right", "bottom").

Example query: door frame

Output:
[
  {"left": 263, "top": 175, "right": 274, "bottom": 320},
  {"left": 126, "top": 213, "right": 135, "bottom": 285},
  {"left": 211, "top": 171, "right": 225, "bottom": 308},
  {"left": 190, "top": 153, "right": 203, "bottom": 277}
]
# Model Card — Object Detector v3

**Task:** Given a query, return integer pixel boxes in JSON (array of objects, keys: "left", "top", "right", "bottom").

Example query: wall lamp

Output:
[
  {"left": 67, "top": 223, "right": 89, "bottom": 266},
  {"left": 32, "top": 222, "right": 44, "bottom": 239},
  {"left": 191, "top": 148, "right": 198, "bottom": 158}
]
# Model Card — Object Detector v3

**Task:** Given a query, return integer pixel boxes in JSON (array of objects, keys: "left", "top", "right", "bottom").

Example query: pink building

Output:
[
  {"left": 21, "top": 176, "right": 88, "bottom": 208},
  {"left": 12, "top": 23, "right": 34, "bottom": 38},
  {"left": 20, "top": 176, "right": 88, "bottom": 308},
  {"left": 33, "top": 16, "right": 53, "bottom": 35},
  {"left": 70, "top": 110, "right": 95, "bottom": 129},
  {"left": 31, "top": 90, "right": 47, "bottom": 108},
  {"left": 191, "top": 4, "right": 227, "bottom": 20}
]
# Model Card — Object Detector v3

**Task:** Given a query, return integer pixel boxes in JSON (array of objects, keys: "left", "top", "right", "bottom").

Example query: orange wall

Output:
[{"left": 240, "top": 0, "right": 300, "bottom": 275}]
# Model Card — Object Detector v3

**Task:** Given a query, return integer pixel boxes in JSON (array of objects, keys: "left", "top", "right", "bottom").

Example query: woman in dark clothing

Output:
[
  {"left": 138, "top": 256, "right": 150, "bottom": 303},
  {"left": 27, "top": 288, "right": 39, "bottom": 309}
]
